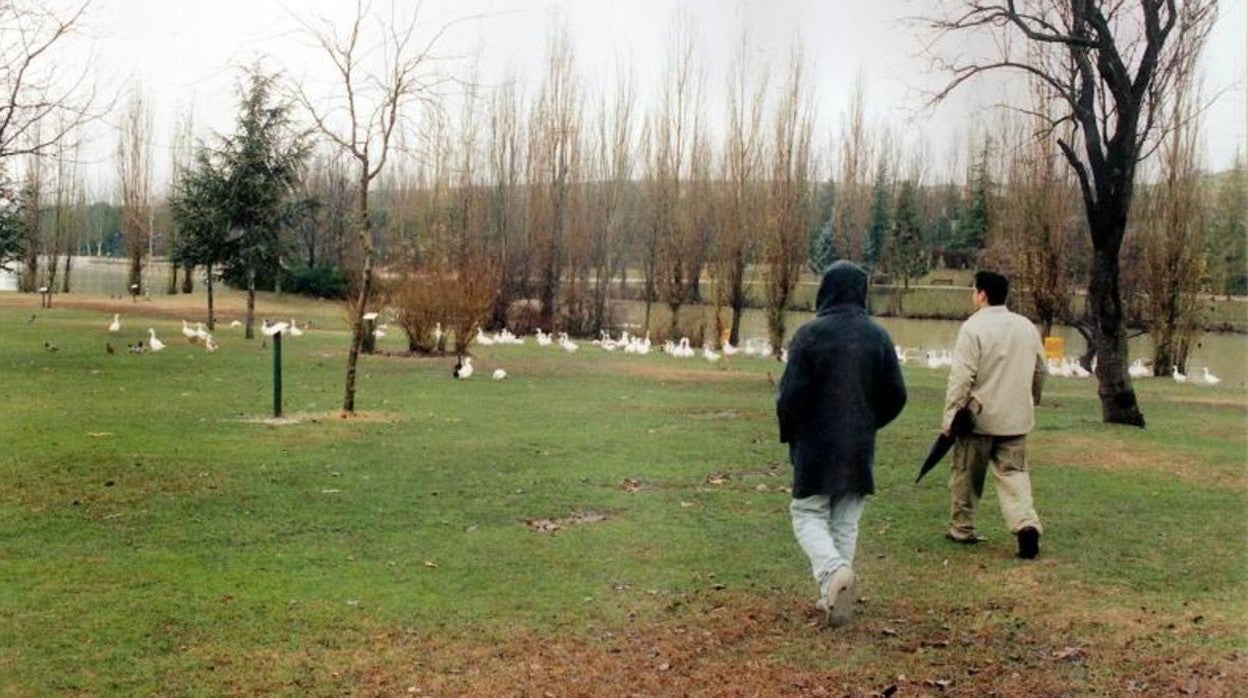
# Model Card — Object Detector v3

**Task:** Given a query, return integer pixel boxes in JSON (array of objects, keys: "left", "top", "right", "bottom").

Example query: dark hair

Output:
[{"left": 974, "top": 271, "right": 1009, "bottom": 305}]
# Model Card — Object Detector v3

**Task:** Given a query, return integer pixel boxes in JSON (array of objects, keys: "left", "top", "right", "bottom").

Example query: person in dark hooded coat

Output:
[{"left": 776, "top": 260, "right": 907, "bottom": 626}]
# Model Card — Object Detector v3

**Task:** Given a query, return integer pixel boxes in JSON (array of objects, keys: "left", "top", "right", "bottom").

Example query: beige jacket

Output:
[{"left": 943, "top": 305, "right": 1046, "bottom": 436}]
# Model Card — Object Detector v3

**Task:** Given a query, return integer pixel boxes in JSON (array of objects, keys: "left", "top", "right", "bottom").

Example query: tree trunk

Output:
[
  {"left": 128, "top": 249, "right": 143, "bottom": 296},
  {"left": 60, "top": 253, "right": 72, "bottom": 293},
  {"left": 20, "top": 250, "right": 37, "bottom": 293},
  {"left": 206, "top": 263, "right": 215, "bottom": 331},
  {"left": 245, "top": 266, "right": 256, "bottom": 340},
  {"left": 728, "top": 252, "right": 746, "bottom": 346},
  {"left": 343, "top": 175, "right": 373, "bottom": 414},
  {"left": 1089, "top": 244, "right": 1145, "bottom": 426},
  {"left": 182, "top": 263, "right": 194, "bottom": 293},
  {"left": 167, "top": 259, "right": 179, "bottom": 295}
]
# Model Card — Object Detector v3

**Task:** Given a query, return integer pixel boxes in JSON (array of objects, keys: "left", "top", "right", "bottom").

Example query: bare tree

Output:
[
  {"left": 526, "top": 30, "right": 581, "bottom": 331},
  {"left": 717, "top": 29, "right": 766, "bottom": 346},
  {"left": 117, "top": 87, "right": 153, "bottom": 297},
  {"left": 485, "top": 75, "right": 528, "bottom": 328},
  {"left": 587, "top": 67, "right": 637, "bottom": 336},
  {"left": 926, "top": 0, "right": 1218, "bottom": 426},
  {"left": 1138, "top": 75, "right": 1206, "bottom": 375},
  {"left": 650, "top": 17, "right": 707, "bottom": 339},
  {"left": 834, "top": 77, "right": 873, "bottom": 263},
  {"left": 761, "top": 47, "right": 814, "bottom": 355},
  {"left": 292, "top": 0, "right": 456, "bottom": 414},
  {"left": 168, "top": 106, "right": 195, "bottom": 294},
  {"left": 46, "top": 118, "right": 80, "bottom": 294},
  {"left": 0, "top": 1, "right": 101, "bottom": 162}
]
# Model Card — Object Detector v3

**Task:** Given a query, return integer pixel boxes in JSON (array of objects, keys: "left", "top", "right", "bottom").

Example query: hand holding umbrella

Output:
[{"left": 916, "top": 406, "right": 976, "bottom": 483}]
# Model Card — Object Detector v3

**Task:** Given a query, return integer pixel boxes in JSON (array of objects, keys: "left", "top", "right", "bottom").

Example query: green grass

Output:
[{"left": 1, "top": 292, "right": 1245, "bottom": 694}]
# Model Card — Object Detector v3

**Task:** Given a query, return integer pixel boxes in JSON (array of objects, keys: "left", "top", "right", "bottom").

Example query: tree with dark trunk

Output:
[{"left": 928, "top": 0, "right": 1218, "bottom": 426}]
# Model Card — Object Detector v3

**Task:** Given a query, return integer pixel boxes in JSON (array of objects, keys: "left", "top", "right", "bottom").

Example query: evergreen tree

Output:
[
  {"left": 217, "top": 66, "right": 308, "bottom": 338},
  {"left": 0, "top": 167, "right": 24, "bottom": 272},
  {"left": 865, "top": 160, "right": 890, "bottom": 267},
  {"left": 170, "top": 150, "right": 231, "bottom": 329},
  {"left": 887, "top": 180, "right": 929, "bottom": 289},
  {"left": 954, "top": 141, "right": 992, "bottom": 253},
  {"left": 808, "top": 178, "right": 837, "bottom": 273}
]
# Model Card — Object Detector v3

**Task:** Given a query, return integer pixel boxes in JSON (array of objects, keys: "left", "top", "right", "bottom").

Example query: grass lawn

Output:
[{"left": 1, "top": 291, "right": 1245, "bottom": 695}]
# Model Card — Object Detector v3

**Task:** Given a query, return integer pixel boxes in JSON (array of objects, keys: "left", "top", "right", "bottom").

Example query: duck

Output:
[
  {"left": 702, "top": 343, "right": 721, "bottom": 362},
  {"left": 675, "top": 337, "right": 694, "bottom": 358},
  {"left": 181, "top": 320, "right": 198, "bottom": 341},
  {"left": 1201, "top": 367, "right": 1221, "bottom": 385},
  {"left": 453, "top": 356, "right": 474, "bottom": 379},
  {"left": 535, "top": 328, "right": 552, "bottom": 346},
  {"left": 108, "top": 314, "right": 121, "bottom": 333},
  {"left": 559, "top": 333, "right": 578, "bottom": 353},
  {"left": 1128, "top": 359, "right": 1151, "bottom": 378},
  {"left": 475, "top": 327, "right": 495, "bottom": 346},
  {"left": 492, "top": 368, "right": 507, "bottom": 380},
  {"left": 1170, "top": 365, "right": 1187, "bottom": 383},
  {"left": 147, "top": 328, "right": 165, "bottom": 352},
  {"left": 289, "top": 319, "right": 304, "bottom": 337}
]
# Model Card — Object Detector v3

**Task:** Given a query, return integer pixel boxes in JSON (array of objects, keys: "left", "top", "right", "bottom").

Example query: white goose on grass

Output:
[
  {"left": 147, "top": 328, "right": 165, "bottom": 352},
  {"left": 195, "top": 323, "right": 212, "bottom": 342},
  {"left": 475, "top": 327, "right": 495, "bottom": 346},
  {"left": 289, "top": 319, "right": 304, "bottom": 337},
  {"left": 108, "top": 314, "right": 121, "bottom": 333},
  {"left": 1171, "top": 365, "right": 1188, "bottom": 383},
  {"left": 1201, "top": 367, "right": 1221, "bottom": 385},
  {"left": 559, "top": 332, "right": 578, "bottom": 353},
  {"left": 204, "top": 335, "right": 219, "bottom": 353},
  {"left": 492, "top": 368, "right": 507, "bottom": 380},
  {"left": 181, "top": 320, "right": 198, "bottom": 341},
  {"left": 535, "top": 328, "right": 552, "bottom": 346},
  {"left": 702, "top": 343, "right": 721, "bottom": 362},
  {"left": 1128, "top": 359, "right": 1151, "bottom": 378},
  {"left": 453, "top": 356, "right": 474, "bottom": 379}
]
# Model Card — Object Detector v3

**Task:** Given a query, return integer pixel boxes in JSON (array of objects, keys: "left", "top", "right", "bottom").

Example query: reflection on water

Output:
[{"left": 618, "top": 299, "right": 1248, "bottom": 389}]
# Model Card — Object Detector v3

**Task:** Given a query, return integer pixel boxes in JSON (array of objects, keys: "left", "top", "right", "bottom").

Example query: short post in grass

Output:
[
  {"left": 273, "top": 329, "right": 283, "bottom": 417},
  {"left": 362, "top": 311, "right": 378, "bottom": 354},
  {"left": 264, "top": 322, "right": 289, "bottom": 418}
]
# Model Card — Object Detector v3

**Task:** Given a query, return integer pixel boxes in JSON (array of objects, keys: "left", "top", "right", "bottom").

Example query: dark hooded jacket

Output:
[{"left": 776, "top": 261, "right": 907, "bottom": 500}]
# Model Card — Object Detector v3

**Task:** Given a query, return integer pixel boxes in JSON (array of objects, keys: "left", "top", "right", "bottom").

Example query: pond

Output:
[{"left": 617, "top": 299, "right": 1248, "bottom": 390}]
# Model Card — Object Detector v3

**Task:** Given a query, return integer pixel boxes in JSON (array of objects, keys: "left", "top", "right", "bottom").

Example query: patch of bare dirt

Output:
[
  {"left": 618, "top": 361, "right": 774, "bottom": 384},
  {"left": 234, "top": 410, "right": 405, "bottom": 426},
  {"left": 1033, "top": 435, "right": 1245, "bottom": 489},
  {"left": 239, "top": 593, "right": 1246, "bottom": 697}
]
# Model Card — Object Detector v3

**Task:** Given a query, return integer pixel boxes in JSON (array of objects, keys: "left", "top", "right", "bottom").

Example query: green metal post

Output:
[{"left": 273, "top": 330, "right": 283, "bottom": 418}]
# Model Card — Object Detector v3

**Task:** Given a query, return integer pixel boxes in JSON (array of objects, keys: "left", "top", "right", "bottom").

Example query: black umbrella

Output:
[{"left": 915, "top": 406, "right": 976, "bottom": 483}]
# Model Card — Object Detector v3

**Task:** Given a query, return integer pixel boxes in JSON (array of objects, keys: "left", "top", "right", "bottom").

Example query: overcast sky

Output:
[{"left": 69, "top": 0, "right": 1247, "bottom": 193}]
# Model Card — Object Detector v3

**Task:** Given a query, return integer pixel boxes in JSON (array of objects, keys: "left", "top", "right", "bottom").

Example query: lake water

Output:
[{"left": 617, "top": 300, "right": 1248, "bottom": 390}]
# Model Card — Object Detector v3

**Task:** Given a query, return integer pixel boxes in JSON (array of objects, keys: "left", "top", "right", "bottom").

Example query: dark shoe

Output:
[
  {"left": 1017, "top": 526, "right": 1040, "bottom": 559},
  {"left": 945, "top": 532, "right": 986, "bottom": 545}
]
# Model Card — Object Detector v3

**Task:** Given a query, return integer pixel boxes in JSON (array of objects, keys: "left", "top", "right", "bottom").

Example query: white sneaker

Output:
[{"left": 822, "top": 565, "right": 856, "bottom": 627}]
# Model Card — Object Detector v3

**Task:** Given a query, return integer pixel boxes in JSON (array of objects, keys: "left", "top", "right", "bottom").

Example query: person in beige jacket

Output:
[{"left": 942, "top": 271, "right": 1047, "bottom": 559}]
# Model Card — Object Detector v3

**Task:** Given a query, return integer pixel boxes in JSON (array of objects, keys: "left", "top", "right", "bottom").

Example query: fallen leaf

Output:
[
  {"left": 754, "top": 483, "right": 769, "bottom": 492},
  {"left": 86, "top": 432, "right": 114, "bottom": 437},
  {"left": 705, "top": 474, "right": 727, "bottom": 485},
  {"left": 423, "top": 561, "right": 438, "bottom": 568},
  {"left": 620, "top": 478, "right": 644, "bottom": 492},
  {"left": 526, "top": 518, "right": 562, "bottom": 533},
  {"left": 1052, "top": 646, "right": 1086, "bottom": 662},
  {"left": 882, "top": 627, "right": 898, "bottom": 636}
]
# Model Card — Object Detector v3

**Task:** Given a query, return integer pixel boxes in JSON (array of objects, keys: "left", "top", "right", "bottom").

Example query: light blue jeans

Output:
[{"left": 790, "top": 494, "right": 866, "bottom": 592}]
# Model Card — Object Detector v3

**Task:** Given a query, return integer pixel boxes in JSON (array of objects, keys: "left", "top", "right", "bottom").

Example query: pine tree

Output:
[
  {"left": 865, "top": 161, "right": 891, "bottom": 267},
  {"left": 888, "top": 180, "right": 929, "bottom": 289},
  {"left": 808, "top": 178, "right": 837, "bottom": 273},
  {"left": 955, "top": 141, "right": 992, "bottom": 252}
]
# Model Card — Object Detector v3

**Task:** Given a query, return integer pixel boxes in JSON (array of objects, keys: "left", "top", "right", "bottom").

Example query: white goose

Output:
[
  {"left": 492, "top": 368, "right": 507, "bottom": 380},
  {"left": 702, "top": 343, "right": 721, "bottom": 362},
  {"left": 147, "top": 328, "right": 165, "bottom": 352},
  {"left": 559, "top": 332, "right": 579, "bottom": 353},
  {"left": 535, "top": 328, "right": 552, "bottom": 346},
  {"left": 475, "top": 327, "right": 495, "bottom": 346},
  {"left": 288, "top": 319, "right": 304, "bottom": 337},
  {"left": 181, "top": 320, "right": 198, "bottom": 341},
  {"left": 108, "top": 314, "right": 121, "bottom": 333},
  {"left": 722, "top": 341, "right": 739, "bottom": 356},
  {"left": 453, "top": 356, "right": 474, "bottom": 379},
  {"left": 1128, "top": 359, "right": 1151, "bottom": 378},
  {"left": 1201, "top": 367, "right": 1221, "bottom": 385},
  {"left": 204, "top": 335, "right": 218, "bottom": 353},
  {"left": 194, "top": 323, "right": 212, "bottom": 342},
  {"left": 1171, "top": 365, "right": 1188, "bottom": 383}
]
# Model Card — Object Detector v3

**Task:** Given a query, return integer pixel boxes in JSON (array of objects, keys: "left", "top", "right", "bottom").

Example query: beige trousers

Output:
[{"left": 948, "top": 434, "right": 1042, "bottom": 538}]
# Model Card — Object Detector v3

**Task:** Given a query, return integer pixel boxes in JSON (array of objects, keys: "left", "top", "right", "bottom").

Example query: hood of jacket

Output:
[{"left": 815, "top": 260, "right": 868, "bottom": 315}]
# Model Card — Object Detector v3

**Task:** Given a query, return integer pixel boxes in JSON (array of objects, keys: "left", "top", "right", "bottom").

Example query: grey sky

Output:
[{"left": 74, "top": 0, "right": 1246, "bottom": 192}]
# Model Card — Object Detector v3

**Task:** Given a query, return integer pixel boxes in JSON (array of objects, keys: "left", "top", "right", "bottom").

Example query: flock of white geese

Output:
[
  {"left": 101, "top": 313, "right": 306, "bottom": 355},
  {"left": 92, "top": 312, "right": 1223, "bottom": 386}
]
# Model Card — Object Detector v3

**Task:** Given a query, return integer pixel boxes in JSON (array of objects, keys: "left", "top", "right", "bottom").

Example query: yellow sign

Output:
[{"left": 1044, "top": 336, "right": 1065, "bottom": 361}]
